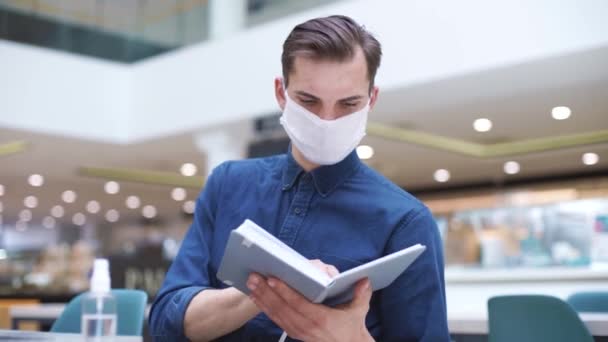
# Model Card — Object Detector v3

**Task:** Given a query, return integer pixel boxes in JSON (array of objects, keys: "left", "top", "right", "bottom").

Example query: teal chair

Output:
[
  {"left": 51, "top": 289, "right": 148, "bottom": 336},
  {"left": 567, "top": 291, "right": 608, "bottom": 312},
  {"left": 488, "top": 295, "right": 594, "bottom": 342}
]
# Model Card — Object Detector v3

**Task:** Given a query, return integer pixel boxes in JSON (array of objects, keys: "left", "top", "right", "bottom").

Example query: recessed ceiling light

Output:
[
  {"left": 72, "top": 213, "right": 86, "bottom": 226},
  {"left": 503, "top": 161, "right": 521, "bottom": 175},
  {"left": 356, "top": 145, "right": 374, "bottom": 160},
  {"left": 104, "top": 181, "right": 120, "bottom": 195},
  {"left": 19, "top": 209, "right": 32, "bottom": 222},
  {"left": 0, "top": 184, "right": 4, "bottom": 196},
  {"left": 473, "top": 118, "right": 493, "bottom": 132},
  {"left": 42, "top": 216, "right": 56, "bottom": 229},
  {"left": 24, "top": 195, "right": 38, "bottom": 209},
  {"left": 433, "top": 169, "right": 451, "bottom": 183},
  {"left": 142, "top": 205, "right": 157, "bottom": 219},
  {"left": 126, "top": 195, "right": 141, "bottom": 209},
  {"left": 582, "top": 152, "right": 599, "bottom": 166},
  {"left": 180, "top": 163, "right": 197, "bottom": 176},
  {"left": 28, "top": 174, "right": 44, "bottom": 187},
  {"left": 86, "top": 200, "right": 101, "bottom": 214},
  {"left": 105, "top": 209, "right": 119, "bottom": 223},
  {"left": 551, "top": 106, "right": 571, "bottom": 120},
  {"left": 171, "top": 188, "right": 187, "bottom": 201},
  {"left": 51, "top": 205, "right": 65, "bottom": 218},
  {"left": 182, "top": 200, "right": 195, "bottom": 214},
  {"left": 62, "top": 190, "right": 77, "bottom": 203}
]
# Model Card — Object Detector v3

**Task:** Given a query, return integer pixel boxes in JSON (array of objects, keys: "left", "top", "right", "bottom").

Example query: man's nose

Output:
[{"left": 316, "top": 107, "right": 336, "bottom": 121}]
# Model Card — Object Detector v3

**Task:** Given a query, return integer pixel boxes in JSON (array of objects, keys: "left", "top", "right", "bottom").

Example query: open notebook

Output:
[{"left": 217, "top": 219, "right": 426, "bottom": 305}]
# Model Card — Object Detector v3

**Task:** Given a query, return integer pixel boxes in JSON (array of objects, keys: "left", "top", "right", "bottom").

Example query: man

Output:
[{"left": 150, "top": 15, "right": 449, "bottom": 341}]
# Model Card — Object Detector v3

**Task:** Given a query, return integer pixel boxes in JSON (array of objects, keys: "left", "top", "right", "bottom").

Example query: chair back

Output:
[
  {"left": 567, "top": 291, "right": 608, "bottom": 312},
  {"left": 488, "top": 295, "right": 594, "bottom": 342},
  {"left": 51, "top": 289, "right": 147, "bottom": 336}
]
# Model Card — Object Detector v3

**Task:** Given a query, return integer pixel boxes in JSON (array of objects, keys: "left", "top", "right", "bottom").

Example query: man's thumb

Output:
[{"left": 350, "top": 278, "right": 372, "bottom": 310}]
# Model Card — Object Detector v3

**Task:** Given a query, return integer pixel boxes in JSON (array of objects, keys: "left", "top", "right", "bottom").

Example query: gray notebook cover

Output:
[{"left": 217, "top": 219, "right": 426, "bottom": 305}]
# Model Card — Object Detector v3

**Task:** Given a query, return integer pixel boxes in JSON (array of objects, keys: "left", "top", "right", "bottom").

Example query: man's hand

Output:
[{"left": 246, "top": 260, "right": 374, "bottom": 342}]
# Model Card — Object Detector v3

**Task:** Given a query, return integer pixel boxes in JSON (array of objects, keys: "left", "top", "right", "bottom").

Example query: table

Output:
[
  {"left": 449, "top": 311, "right": 608, "bottom": 336},
  {"left": 0, "top": 329, "right": 142, "bottom": 341},
  {"left": 10, "top": 304, "right": 65, "bottom": 329},
  {"left": 10, "top": 304, "right": 152, "bottom": 330}
]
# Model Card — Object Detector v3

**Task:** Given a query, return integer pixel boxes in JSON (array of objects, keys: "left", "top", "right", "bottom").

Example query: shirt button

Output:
[{"left": 294, "top": 208, "right": 302, "bottom": 215}]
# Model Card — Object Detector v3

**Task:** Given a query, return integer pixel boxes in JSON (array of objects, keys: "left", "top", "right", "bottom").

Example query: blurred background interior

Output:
[{"left": 0, "top": 0, "right": 607, "bottom": 340}]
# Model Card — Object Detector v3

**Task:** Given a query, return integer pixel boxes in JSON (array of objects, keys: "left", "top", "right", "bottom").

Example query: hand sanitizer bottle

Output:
[{"left": 81, "top": 258, "right": 117, "bottom": 341}]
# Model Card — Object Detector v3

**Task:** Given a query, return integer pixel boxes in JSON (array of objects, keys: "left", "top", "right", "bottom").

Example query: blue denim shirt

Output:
[{"left": 149, "top": 149, "right": 449, "bottom": 341}]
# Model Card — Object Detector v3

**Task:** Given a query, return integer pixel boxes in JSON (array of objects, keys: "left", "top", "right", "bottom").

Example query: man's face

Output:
[{"left": 275, "top": 47, "right": 379, "bottom": 120}]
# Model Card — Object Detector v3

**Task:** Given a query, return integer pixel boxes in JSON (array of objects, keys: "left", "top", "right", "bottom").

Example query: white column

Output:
[
  {"left": 194, "top": 122, "right": 252, "bottom": 177},
  {"left": 208, "top": 0, "right": 248, "bottom": 40}
]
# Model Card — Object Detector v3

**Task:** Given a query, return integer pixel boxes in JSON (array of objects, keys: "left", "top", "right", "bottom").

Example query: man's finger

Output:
[
  {"left": 266, "top": 277, "right": 329, "bottom": 319},
  {"left": 310, "top": 259, "right": 339, "bottom": 278},
  {"left": 325, "top": 264, "right": 340, "bottom": 278},
  {"left": 247, "top": 274, "right": 312, "bottom": 337},
  {"left": 348, "top": 278, "right": 372, "bottom": 313}
]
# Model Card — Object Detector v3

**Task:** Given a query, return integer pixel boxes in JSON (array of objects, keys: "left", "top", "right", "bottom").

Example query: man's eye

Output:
[
  {"left": 342, "top": 102, "right": 358, "bottom": 107},
  {"left": 300, "top": 99, "right": 316, "bottom": 105}
]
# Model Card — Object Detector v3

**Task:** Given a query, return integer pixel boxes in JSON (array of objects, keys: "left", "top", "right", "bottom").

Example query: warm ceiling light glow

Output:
[
  {"left": 0, "top": 184, "right": 4, "bottom": 196},
  {"left": 582, "top": 152, "right": 599, "bottom": 166},
  {"left": 86, "top": 200, "right": 101, "bottom": 214},
  {"left": 183, "top": 200, "right": 195, "bottom": 214},
  {"left": 503, "top": 161, "right": 521, "bottom": 175},
  {"left": 142, "top": 205, "right": 157, "bottom": 219},
  {"left": 62, "top": 190, "right": 77, "bottom": 203},
  {"left": 72, "top": 213, "right": 86, "bottom": 226},
  {"left": 28, "top": 174, "right": 44, "bottom": 187},
  {"left": 180, "top": 163, "right": 198, "bottom": 176},
  {"left": 433, "top": 169, "right": 451, "bottom": 183},
  {"left": 19, "top": 209, "right": 32, "bottom": 222},
  {"left": 105, "top": 209, "right": 120, "bottom": 223},
  {"left": 24, "top": 195, "right": 38, "bottom": 209},
  {"left": 171, "top": 188, "right": 187, "bottom": 201},
  {"left": 356, "top": 145, "right": 375, "bottom": 160},
  {"left": 126, "top": 195, "right": 141, "bottom": 209},
  {"left": 51, "top": 205, "right": 65, "bottom": 218},
  {"left": 551, "top": 106, "right": 571, "bottom": 120},
  {"left": 104, "top": 181, "right": 120, "bottom": 195},
  {"left": 473, "top": 118, "right": 493, "bottom": 132},
  {"left": 42, "top": 216, "right": 56, "bottom": 229}
]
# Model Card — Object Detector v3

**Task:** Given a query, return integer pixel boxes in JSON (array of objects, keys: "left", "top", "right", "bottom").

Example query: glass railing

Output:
[
  {"left": 0, "top": 0, "right": 344, "bottom": 62},
  {"left": 247, "top": 0, "right": 344, "bottom": 27}
]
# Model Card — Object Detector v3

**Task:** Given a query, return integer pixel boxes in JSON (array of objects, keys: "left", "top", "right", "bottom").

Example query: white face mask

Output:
[{"left": 280, "top": 91, "right": 369, "bottom": 165}]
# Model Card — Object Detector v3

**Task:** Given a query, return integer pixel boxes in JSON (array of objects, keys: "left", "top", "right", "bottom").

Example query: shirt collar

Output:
[{"left": 282, "top": 146, "right": 362, "bottom": 197}]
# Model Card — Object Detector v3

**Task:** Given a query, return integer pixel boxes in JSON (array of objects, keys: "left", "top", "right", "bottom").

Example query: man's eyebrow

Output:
[
  {"left": 339, "top": 95, "right": 365, "bottom": 102},
  {"left": 294, "top": 91, "right": 320, "bottom": 100},
  {"left": 294, "top": 91, "right": 365, "bottom": 102}
]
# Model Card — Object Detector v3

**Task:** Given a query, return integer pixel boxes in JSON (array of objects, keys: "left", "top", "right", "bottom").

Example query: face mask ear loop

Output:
[{"left": 278, "top": 331, "right": 288, "bottom": 342}]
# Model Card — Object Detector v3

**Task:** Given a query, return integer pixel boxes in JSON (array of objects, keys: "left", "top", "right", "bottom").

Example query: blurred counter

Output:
[{"left": 446, "top": 265, "right": 608, "bottom": 283}]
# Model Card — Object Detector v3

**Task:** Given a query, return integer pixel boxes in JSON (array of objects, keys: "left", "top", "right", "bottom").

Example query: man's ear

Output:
[
  {"left": 274, "top": 77, "right": 287, "bottom": 111},
  {"left": 369, "top": 86, "right": 379, "bottom": 111}
]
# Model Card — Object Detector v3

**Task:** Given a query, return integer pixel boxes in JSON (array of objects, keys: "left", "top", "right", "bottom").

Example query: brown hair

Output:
[{"left": 281, "top": 15, "right": 382, "bottom": 91}]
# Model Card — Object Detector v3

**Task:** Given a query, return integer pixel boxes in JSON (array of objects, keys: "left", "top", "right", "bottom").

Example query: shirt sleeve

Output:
[
  {"left": 379, "top": 206, "right": 450, "bottom": 342},
  {"left": 148, "top": 162, "right": 227, "bottom": 340}
]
